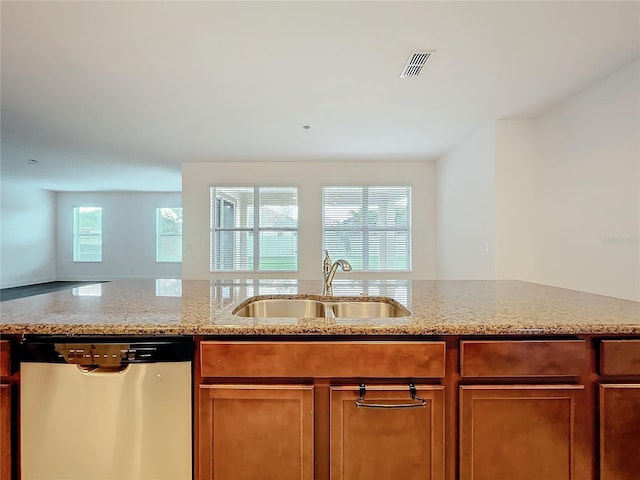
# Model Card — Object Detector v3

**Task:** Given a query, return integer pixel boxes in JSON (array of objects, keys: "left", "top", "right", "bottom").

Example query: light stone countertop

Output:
[{"left": 1, "top": 279, "right": 639, "bottom": 336}]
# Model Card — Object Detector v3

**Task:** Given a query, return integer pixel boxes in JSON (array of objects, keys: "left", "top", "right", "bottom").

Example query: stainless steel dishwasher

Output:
[{"left": 20, "top": 337, "right": 192, "bottom": 480}]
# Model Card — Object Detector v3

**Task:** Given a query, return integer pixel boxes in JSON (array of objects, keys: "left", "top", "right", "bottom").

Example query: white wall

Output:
[
  {"left": 532, "top": 60, "right": 640, "bottom": 301},
  {"left": 1, "top": 181, "right": 57, "bottom": 288},
  {"left": 436, "top": 124, "right": 496, "bottom": 279},
  {"left": 495, "top": 120, "right": 536, "bottom": 281},
  {"left": 56, "top": 192, "right": 182, "bottom": 281},
  {"left": 182, "top": 161, "right": 436, "bottom": 280},
  {"left": 439, "top": 60, "right": 640, "bottom": 300}
]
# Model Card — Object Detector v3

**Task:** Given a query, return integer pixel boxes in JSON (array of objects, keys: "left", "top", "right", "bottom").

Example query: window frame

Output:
[
  {"left": 156, "top": 207, "right": 183, "bottom": 263},
  {"left": 321, "top": 185, "right": 412, "bottom": 272},
  {"left": 210, "top": 186, "right": 299, "bottom": 272},
  {"left": 72, "top": 206, "right": 103, "bottom": 263}
]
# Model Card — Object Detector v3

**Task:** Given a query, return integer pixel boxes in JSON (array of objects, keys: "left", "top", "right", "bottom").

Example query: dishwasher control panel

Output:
[
  {"left": 20, "top": 337, "right": 193, "bottom": 367},
  {"left": 55, "top": 344, "right": 156, "bottom": 367}
]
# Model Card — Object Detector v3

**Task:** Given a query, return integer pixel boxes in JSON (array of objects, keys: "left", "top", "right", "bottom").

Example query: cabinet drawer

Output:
[
  {"left": 600, "top": 340, "right": 640, "bottom": 376},
  {"left": 461, "top": 340, "right": 585, "bottom": 378},
  {"left": 200, "top": 341, "right": 446, "bottom": 378},
  {"left": 0, "top": 341, "right": 9, "bottom": 378}
]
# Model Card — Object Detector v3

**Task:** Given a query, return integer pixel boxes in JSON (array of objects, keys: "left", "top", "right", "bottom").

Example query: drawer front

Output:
[
  {"left": 200, "top": 341, "right": 446, "bottom": 378},
  {"left": 0, "top": 341, "right": 9, "bottom": 378},
  {"left": 461, "top": 340, "right": 585, "bottom": 378},
  {"left": 600, "top": 340, "right": 640, "bottom": 376}
]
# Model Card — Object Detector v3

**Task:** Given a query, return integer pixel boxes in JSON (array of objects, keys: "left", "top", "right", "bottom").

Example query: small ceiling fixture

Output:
[
  {"left": 302, "top": 125, "right": 311, "bottom": 130},
  {"left": 400, "top": 51, "right": 434, "bottom": 78},
  {"left": 27, "top": 159, "right": 39, "bottom": 165}
]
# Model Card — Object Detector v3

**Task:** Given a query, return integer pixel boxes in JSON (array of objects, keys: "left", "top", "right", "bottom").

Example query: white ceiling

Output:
[{"left": 1, "top": 1, "right": 638, "bottom": 192}]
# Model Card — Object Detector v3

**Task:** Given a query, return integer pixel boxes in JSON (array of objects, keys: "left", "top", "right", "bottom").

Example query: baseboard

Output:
[
  {"left": 54, "top": 275, "right": 158, "bottom": 282},
  {"left": 0, "top": 276, "right": 57, "bottom": 290}
]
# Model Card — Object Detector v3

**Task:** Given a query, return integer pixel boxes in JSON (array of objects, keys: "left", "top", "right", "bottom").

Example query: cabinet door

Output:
[
  {"left": 600, "top": 384, "right": 640, "bottom": 480},
  {"left": 0, "top": 384, "right": 9, "bottom": 480},
  {"left": 330, "top": 385, "right": 444, "bottom": 480},
  {"left": 199, "top": 384, "right": 314, "bottom": 480},
  {"left": 460, "top": 385, "right": 588, "bottom": 480}
]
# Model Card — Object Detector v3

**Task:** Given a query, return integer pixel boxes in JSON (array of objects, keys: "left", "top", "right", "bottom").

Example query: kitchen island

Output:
[
  {"left": 1, "top": 279, "right": 639, "bottom": 335},
  {"left": 1, "top": 279, "right": 639, "bottom": 480}
]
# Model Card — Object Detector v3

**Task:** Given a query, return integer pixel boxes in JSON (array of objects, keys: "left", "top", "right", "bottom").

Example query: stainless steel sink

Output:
[
  {"left": 330, "top": 300, "right": 410, "bottom": 318},
  {"left": 232, "top": 298, "right": 327, "bottom": 318},
  {"left": 232, "top": 295, "right": 411, "bottom": 319}
]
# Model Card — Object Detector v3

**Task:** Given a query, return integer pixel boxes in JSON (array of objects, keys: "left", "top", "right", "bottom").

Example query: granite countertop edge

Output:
[{"left": 2, "top": 322, "right": 639, "bottom": 336}]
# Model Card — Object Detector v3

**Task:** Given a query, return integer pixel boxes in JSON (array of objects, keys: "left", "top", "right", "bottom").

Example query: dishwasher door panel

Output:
[{"left": 21, "top": 362, "right": 191, "bottom": 480}]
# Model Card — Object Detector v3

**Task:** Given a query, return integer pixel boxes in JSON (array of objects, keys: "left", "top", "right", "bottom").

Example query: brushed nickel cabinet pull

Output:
[{"left": 355, "top": 383, "right": 426, "bottom": 409}]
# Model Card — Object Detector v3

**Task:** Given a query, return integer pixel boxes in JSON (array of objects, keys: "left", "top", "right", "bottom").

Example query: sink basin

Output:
[
  {"left": 330, "top": 300, "right": 410, "bottom": 318},
  {"left": 232, "top": 295, "right": 411, "bottom": 319},
  {"left": 232, "top": 298, "right": 327, "bottom": 318}
]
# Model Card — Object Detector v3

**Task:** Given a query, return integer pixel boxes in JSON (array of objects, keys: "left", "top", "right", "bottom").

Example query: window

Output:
[
  {"left": 322, "top": 186, "right": 411, "bottom": 271},
  {"left": 156, "top": 208, "right": 183, "bottom": 262},
  {"left": 73, "top": 207, "right": 103, "bottom": 262},
  {"left": 210, "top": 187, "right": 298, "bottom": 271}
]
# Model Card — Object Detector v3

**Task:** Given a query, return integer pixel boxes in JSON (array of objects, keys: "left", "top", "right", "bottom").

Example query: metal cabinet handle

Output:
[{"left": 355, "top": 383, "right": 426, "bottom": 409}]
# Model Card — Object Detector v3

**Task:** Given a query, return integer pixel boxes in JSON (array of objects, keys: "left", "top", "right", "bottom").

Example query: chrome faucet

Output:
[{"left": 322, "top": 250, "right": 352, "bottom": 296}]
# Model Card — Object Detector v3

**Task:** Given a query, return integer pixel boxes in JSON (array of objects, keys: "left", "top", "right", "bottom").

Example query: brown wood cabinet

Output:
[
  {"left": 600, "top": 340, "right": 640, "bottom": 376},
  {"left": 460, "top": 340, "right": 585, "bottom": 378},
  {"left": 0, "top": 340, "right": 10, "bottom": 480},
  {"left": 197, "top": 340, "right": 447, "bottom": 480},
  {"left": 198, "top": 384, "right": 314, "bottom": 480},
  {"left": 599, "top": 384, "right": 640, "bottom": 480},
  {"left": 330, "top": 384, "right": 444, "bottom": 479},
  {"left": 7, "top": 335, "right": 640, "bottom": 479},
  {"left": 459, "top": 339, "right": 591, "bottom": 480},
  {"left": 200, "top": 340, "right": 446, "bottom": 378},
  {"left": 599, "top": 339, "right": 640, "bottom": 480},
  {"left": 460, "top": 385, "right": 589, "bottom": 480},
  {"left": 0, "top": 385, "right": 9, "bottom": 480}
]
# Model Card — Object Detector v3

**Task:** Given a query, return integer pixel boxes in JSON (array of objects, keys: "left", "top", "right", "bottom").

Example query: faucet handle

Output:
[{"left": 323, "top": 250, "right": 331, "bottom": 276}]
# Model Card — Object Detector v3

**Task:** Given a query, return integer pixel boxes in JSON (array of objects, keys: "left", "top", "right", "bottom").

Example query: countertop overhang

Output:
[{"left": 1, "top": 279, "right": 639, "bottom": 336}]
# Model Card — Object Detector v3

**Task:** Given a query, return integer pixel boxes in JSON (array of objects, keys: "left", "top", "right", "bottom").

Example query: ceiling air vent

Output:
[{"left": 400, "top": 51, "right": 433, "bottom": 78}]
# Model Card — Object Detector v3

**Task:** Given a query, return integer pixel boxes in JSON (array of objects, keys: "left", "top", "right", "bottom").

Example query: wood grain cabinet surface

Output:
[
  {"left": 200, "top": 340, "right": 446, "bottom": 378},
  {"left": 460, "top": 340, "right": 585, "bottom": 377},
  {"left": 0, "top": 342, "right": 9, "bottom": 379},
  {"left": 197, "top": 340, "right": 446, "bottom": 480},
  {"left": 330, "top": 385, "right": 444, "bottom": 480},
  {"left": 460, "top": 385, "right": 589, "bottom": 480},
  {"left": 599, "top": 340, "right": 640, "bottom": 480},
  {"left": 599, "top": 384, "right": 640, "bottom": 480},
  {"left": 600, "top": 340, "right": 640, "bottom": 376},
  {"left": 0, "top": 341, "right": 10, "bottom": 480},
  {"left": 198, "top": 384, "right": 314, "bottom": 480},
  {"left": 0, "top": 385, "right": 9, "bottom": 480}
]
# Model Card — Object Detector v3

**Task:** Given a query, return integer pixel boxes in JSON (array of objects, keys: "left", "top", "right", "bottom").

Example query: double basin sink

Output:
[{"left": 232, "top": 295, "right": 411, "bottom": 319}]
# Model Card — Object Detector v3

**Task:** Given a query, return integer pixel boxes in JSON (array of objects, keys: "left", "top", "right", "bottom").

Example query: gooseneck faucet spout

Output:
[{"left": 322, "top": 250, "right": 352, "bottom": 296}]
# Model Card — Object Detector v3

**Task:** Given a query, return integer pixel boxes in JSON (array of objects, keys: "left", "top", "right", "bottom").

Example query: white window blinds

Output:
[
  {"left": 210, "top": 187, "right": 298, "bottom": 271},
  {"left": 322, "top": 186, "right": 411, "bottom": 271}
]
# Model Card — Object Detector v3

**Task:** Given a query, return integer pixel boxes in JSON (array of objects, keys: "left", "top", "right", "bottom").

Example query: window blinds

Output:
[
  {"left": 322, "top": 186, "right": 411, "bottom": 271},
  {"left": 210, "top": 187, "right": 298, "bottom": 271}
]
